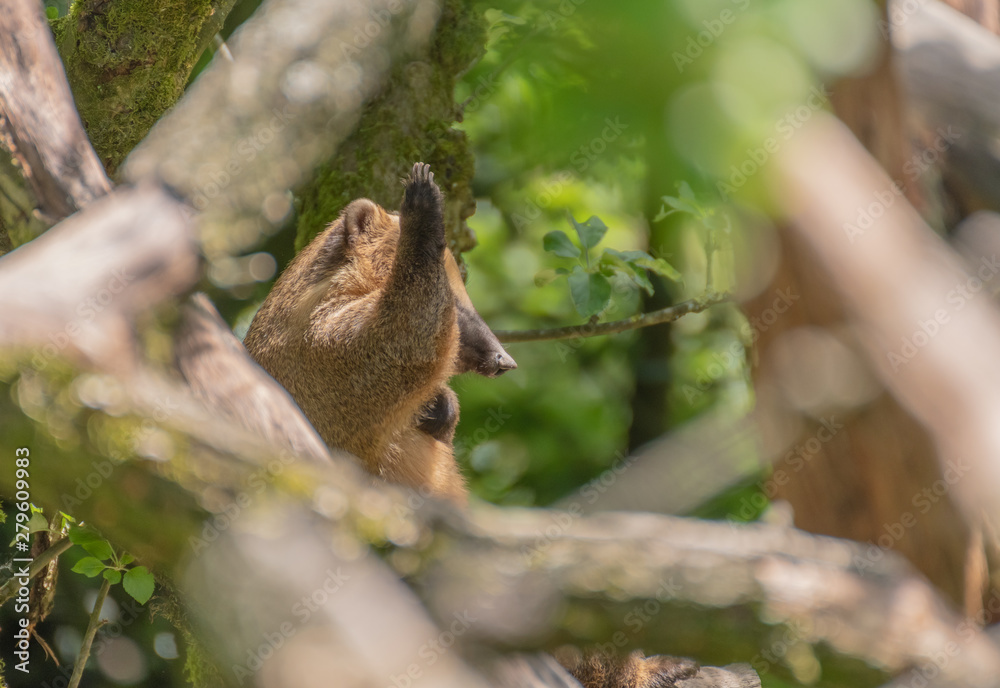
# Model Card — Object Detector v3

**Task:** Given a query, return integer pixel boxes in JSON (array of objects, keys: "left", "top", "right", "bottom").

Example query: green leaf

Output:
[
  {"left": 605, "top": 248, "right": 651, "bottom": 263},
  {"left": 28, "top": 511, "right": 49, "bottom": 534},
  {"left": 634, "top": 256, "right": 683, "bottom": 282},
  {"left": 82, "top": 540, "right": 114, "bottom": 561},
  {"left": 68, "top": 526, "right": 101, "bottom": 546},
  {"left": 543, "top": 231, "right": 580, "bottom": 258},
  {"left": 119, "top": 553, "right": 135, "bottom": 566},
  {"left": 123, "top": 566, "right": 155, "bottom": 604},
  {"left": 607, "top": 249, "right": 682, "bottom": 282},
  {"left": 71, "top": 557, "right": 106, "bottom": 578},
  {"left": 69, "top": 526, "right": 114, "bottom": 560},
  {"left": 568, "top": 267, "right": 612, "bottom": 317},
  {"left": 103, "top": 569, "right": 122, "bottom": 584},
  {"left": 660, "top": 194, "right": 699, "bottom": 216},
  {"left": 45, "top": 6, "right": 58, "bottom": 19},
  {"left": 604, "top": 249, "right": 681, "bottom": 288},
  {"left": 627, "top": 270, "right": 655, "bottom": 295},
  {"left": 602, "top": 250, "right": 655, "bottom": 295},
  {"left": 570, "top": 216, "right": 609, "bottom": 250}
]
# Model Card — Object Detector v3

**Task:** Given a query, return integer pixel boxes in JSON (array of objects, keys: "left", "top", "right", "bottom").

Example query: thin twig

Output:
[
  {"left": 0, "top": 537, "right": 72, "bottom": 606},
  {"left": 68, "top": 577, "right": 111, "bottom": 688},
  {"left": 31, "top": 628, "right": 59, "bottom": 664},
  {"left": 494, "top": 292, "right": 731, "bottom": 343}
]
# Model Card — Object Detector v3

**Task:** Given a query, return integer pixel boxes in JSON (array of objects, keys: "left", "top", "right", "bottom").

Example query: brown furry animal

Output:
[
  {"left": 558, "top": 650, "right": 699, "bottom": 688},
  {"left": 241, "top": 163, "right": 727, "bottom": 688},
  {"left": 243, "top": 163, "right": 514, "bottom": 502}
]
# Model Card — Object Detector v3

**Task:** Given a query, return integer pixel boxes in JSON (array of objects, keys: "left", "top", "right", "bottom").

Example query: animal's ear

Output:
[
  {"left": 343, "top": 198, "right": 378, "bottom": 237},
  {"left": 310, "top": 199, "right": 378, "bottom": 282}
]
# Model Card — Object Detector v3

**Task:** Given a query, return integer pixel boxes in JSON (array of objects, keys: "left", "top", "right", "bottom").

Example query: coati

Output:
[
  {"left": 243, "top": 163, "right": 706, "bottom": 688},
  {"left": 244, "top": 163, "right": 515, "bottom": 502}
]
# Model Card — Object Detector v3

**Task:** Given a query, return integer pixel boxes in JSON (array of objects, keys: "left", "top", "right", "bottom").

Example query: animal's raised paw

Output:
[
  {"left": 408, "top": 161, "right": 434, "bottom": 186},
  {"left": 403, "top": 162, "right": 443, "bottom": 211}
]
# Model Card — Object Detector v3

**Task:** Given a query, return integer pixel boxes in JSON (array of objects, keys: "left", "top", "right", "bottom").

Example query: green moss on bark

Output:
[
  {"left": 151, "top": 594, "right": 230, "bottom": 688},
  {"left": 294, "top": 0, "right": 487, "bottom": 254},
  {"left": 0, "top": 225, "right": 12, "bottom": 256},
  {"left": 53, "top": 0, "right": 238, "bottom": 175}
]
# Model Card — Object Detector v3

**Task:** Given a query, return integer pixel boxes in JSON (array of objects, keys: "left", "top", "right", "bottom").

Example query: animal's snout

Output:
[{"left": 493, "top": 350, "right": 517, "bottom": 376}]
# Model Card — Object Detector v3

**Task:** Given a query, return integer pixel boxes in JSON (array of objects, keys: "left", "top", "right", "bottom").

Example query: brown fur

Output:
[
  {"left": 557, "top": 650, "right": 699, "bottom": 688},
  {"left": 242, "top": 164, "right": 706, "bottom": 687},
  {"left": 244, "top": 163, "right": 513, "bottom": 502}
]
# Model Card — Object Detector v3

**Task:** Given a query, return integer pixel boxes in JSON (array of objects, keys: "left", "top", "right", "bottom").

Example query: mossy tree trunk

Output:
[
  {"left": 51, "top": 0, "right": 238, "bottom": 176},
  {"left": 0, "top": 0, "right": 238, "bottom": 254},
  {"left": 293, "top": 0, "right": 486, "bottom": 258}
]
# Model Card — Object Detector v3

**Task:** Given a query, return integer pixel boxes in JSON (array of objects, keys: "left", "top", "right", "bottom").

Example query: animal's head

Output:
[
  {"left": 303, "top": 198, "right": 516, "bottom": 378},
  {"left": 442, "top": 251, "right": 517, "bottom": 377}
]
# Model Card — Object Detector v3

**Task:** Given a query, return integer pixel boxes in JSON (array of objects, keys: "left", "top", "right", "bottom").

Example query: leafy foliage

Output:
[
  {"left": 540, "top": 215, "right": 682, "bottom": 318},
  {"left": 68, "top": 525, "right": 155, "bottom": 604}
]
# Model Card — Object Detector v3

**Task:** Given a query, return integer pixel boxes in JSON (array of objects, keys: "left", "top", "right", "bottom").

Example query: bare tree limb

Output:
[
  {"left": 775, "top": 113, "right": 1000, "bottom": 549},
  {"left": 68, "top": 578, "right": 111, "bottom": 688},
  {"left": 893, "top": 0, "right": 1000, "bottom": 220},
  {"left": 0, "top": 184, "right": 197, "bottom": 373},
  {"left": 0, "top": 0, "right": 111, "bottom": 220},
  {"left": 174, "top": 293, "right": 332, "bottom": 466},
  {"left": 441, "top": 508, "right": 1000, "bottom": 686}
]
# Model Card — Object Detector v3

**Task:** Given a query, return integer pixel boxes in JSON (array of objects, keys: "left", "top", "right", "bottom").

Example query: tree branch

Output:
[
  {"left": 68, "top": 577, "right": 110, "bottom": 688},
  {"left": 293, "top": 0, "right": 486, "bottom": 253},
  {"left": 494, "top": 293, "right": 731, "bottom": 343},
  {"left": 0, "top": 184, "right": 198, "bottom": 373},
  {"left": 0, "top": 537, "right": 72, "bottom": 607},
  {"left": 174, "top": 293, "right": 332, "bottom": 466},
  {"left": 775, "top": 114, "right": 1000, "bottom": 548},
  {"left": 0, "top": 0, "right": 111, "bottom": 221},
  {"left": 52, "top": 0, "right": 240, "bottom": 175}
]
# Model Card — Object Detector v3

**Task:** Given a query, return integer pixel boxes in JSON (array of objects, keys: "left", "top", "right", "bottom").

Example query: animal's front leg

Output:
[{"left": 416, "top": 387, "right": 459, "bottom": 443}]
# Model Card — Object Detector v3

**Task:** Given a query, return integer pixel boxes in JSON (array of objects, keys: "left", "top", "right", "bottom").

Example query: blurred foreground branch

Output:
[
  {"left": 775, "top": 113, "right": 1000, "bottom": 686},
  {"left": 776, "top": 114, "right": 1000, "bottom": 546}
]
